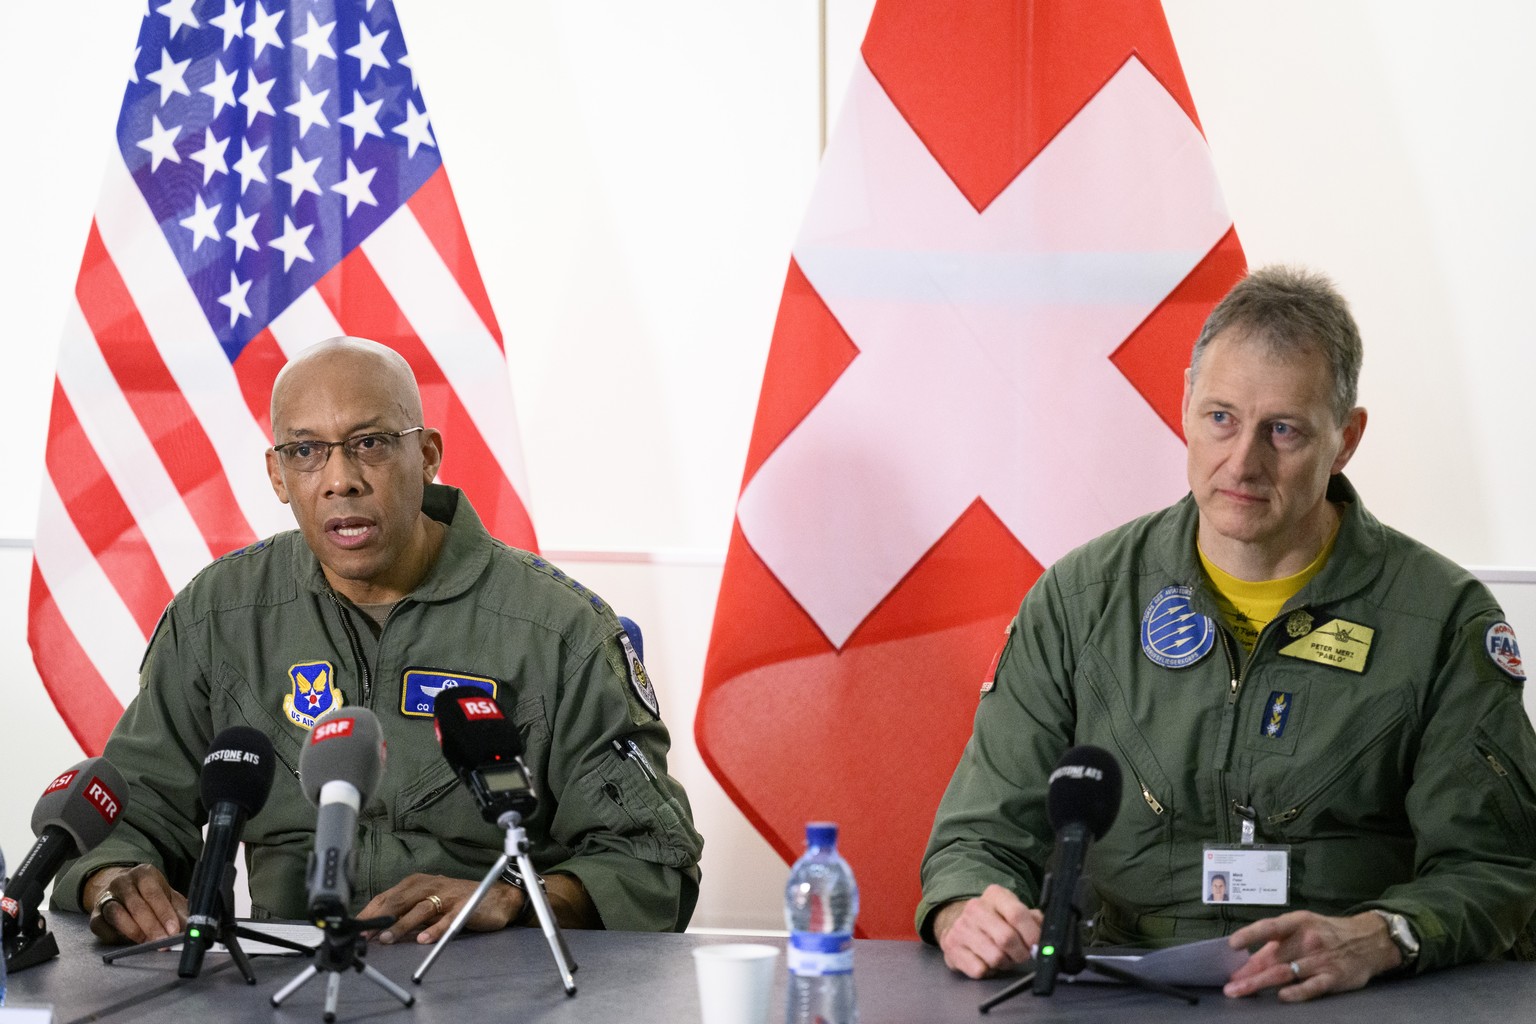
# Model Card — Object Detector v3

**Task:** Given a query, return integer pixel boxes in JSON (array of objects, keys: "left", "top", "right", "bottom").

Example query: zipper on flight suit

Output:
[{"left": 328, "top": 591, "right": 373, "bottom": 706}]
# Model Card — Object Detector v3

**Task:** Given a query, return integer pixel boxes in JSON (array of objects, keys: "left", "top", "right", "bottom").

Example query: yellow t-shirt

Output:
[{"left": 1199, "top": 531, "right": 1338, "bottom": 652}]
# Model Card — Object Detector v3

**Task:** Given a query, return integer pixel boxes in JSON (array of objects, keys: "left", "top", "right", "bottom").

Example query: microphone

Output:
[
  {"left": 432, "top": 692, "right": 536, "bottom": 823},
  {"left": 1033, "top": 745, "right": 1122, "bottom": 996},
  {"left": 3, "top": 758, "right": 127, "bottom": 972},
  {"left": 179, "top": 726, "right": 276, "bottom": 979},
  {"left": 299, "top": 709, "right": 385, "bottom": 921}
]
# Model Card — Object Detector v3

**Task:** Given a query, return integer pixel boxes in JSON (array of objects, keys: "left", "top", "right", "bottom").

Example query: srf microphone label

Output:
[{"left": 312, "top": 718, "right": 355, "bottom": 743}]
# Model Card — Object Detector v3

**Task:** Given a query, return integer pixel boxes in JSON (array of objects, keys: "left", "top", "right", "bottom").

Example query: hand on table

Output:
[
  {"left": 933, "top": 884, "right": 1042, "bottom": 979},
  {"left": 359, "top": 872, "right": 523, "bottom": 945},
  {"left": 85, "top": 864, "right": 187, "bottom": 945},
  {"left": 1225, "top": 910, "right": 1401, "bottom": 1002}
]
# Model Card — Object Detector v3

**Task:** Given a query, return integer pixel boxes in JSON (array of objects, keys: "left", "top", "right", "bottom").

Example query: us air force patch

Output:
[
  {"left": 1485, "top": 622, "right": 1525, "bottom": 681},
  {"left": 1141, "top": 586, "right": 1215, "bottom": 669},
  {"left": 400, "top": 670, "right": 498, "bottom": 718},
  {"left": 283, "top": 661, "right": 343, "bottom": 730},
  {"left": 619, "top": 632, "right": 659, "bottom": 717}
]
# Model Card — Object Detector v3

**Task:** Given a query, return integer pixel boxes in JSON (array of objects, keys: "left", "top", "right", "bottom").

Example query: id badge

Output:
[{"left": 1202, "top": 845, "right": 1290, "bottom": 905}]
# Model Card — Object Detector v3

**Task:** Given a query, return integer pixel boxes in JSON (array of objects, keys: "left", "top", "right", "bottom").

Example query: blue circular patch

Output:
[{"left": 1141, "top": 585, "right": 1215, "bottom": 669}]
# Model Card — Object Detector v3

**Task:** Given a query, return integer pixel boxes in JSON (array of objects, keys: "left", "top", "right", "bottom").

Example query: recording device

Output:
[
  {"left": 413, "top": 692, "right": 575, "bottom": 993},
  {"left": 3, "top": 758, "right": 127, "bottom": 972},
  {"left": 299, "top": 709, "right": 385, "bottom": 920},
  {"left": 1032, "top": 744, "right": 1122, "bottom": 995},
  {"left": 178, "top": 726, "right": 276, "bottom": 978},
  {"left": 433, "top": 692, "right": 536, "bottom": 822}
]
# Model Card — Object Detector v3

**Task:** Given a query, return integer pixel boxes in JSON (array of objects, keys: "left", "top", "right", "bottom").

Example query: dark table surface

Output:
[{"left": 7, "top": 914, "right": 1534, "bottom": 1024}]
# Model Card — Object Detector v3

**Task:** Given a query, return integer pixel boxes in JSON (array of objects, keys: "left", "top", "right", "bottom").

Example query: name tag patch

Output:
[
  {"left": 1278, "top": 618, "right": 1374, "bottom": 673},
  {"left": 1204, "top": 846, "right": 1290, "bottom": 905},
  {"left": 400, "top": 669, "right": 498, "bottom": 718}
]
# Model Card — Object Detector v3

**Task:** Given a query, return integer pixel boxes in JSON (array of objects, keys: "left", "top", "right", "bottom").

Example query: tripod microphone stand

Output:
[
  {"left": 412, "top": 807, "right": 577, "bottom": 994},
  {"left": 270, "top": 907, "right": 415, "bottom": 1023},
  {"left": 101, "top": 863, "right": 312, "bottom": 982}
]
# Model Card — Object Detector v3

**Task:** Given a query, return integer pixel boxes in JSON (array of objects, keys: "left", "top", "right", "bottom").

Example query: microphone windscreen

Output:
[
  {"left": 199, "top": 726, "right": 277, "bottom": 816},
  {"left": 30, "top": 757, "right": 128, "bottom": 854},
  {"left": 433, "top": 691, "right": 523, "bottom": 775},
  {"left": 299, "top": 708, "right": 385, "bottom": 804},
  {"left": 1046, "top": 745, "right": 1123, "bottom": 840}
]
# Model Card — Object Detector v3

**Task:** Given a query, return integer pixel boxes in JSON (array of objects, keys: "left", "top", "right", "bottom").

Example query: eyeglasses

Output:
[{"left": 271, "top": 427, "right": 425, "bottom": 473}]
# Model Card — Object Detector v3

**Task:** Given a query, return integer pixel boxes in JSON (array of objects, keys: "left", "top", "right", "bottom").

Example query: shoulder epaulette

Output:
[
  {"left": 523, "top": 554, "right": 609, "bottom": 614},
  {"left": 214, "top": 536, "right": 274, "bottom": 563}
]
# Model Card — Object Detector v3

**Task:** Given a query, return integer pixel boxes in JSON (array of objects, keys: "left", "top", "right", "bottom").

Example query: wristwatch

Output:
[{"left": 1372, "top": 910, "right": 1420, "bottom": 970}]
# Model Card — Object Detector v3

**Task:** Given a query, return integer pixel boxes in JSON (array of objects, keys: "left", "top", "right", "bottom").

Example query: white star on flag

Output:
[
  {"left": 347, "top": 23, "right": 390, "bottom": 80},
  {"left": 292, "top": 12, "right": 336, "bottom": 70},
  {"left": 276, "top": 146, "right": 323, "bottom": 197},
  {"left": 145, "top": 47, "right": 192, "bottom": 105},
  {"left": 136, "top": 115, "right": 181, "bottom": 171},
  {"left": 331, "top": 158, "right": 378, "bottom": 215}
]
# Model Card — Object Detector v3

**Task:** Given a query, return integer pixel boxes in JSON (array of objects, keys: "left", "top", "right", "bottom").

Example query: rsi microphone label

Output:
[
  {"left": 458, "top": 697, "right": 503, "bottom": 720},
  {"left": 312, "top": 718, "right": 355, "bottom": 743},
  {"left": 43, "top": 768, "right": 79, "bottom": 796},
  {"left": 1, "top": 896, "right": 18, "bottom": 920},
  {"left": 88, "top": 776, "right": 122, "bottom": 823}
]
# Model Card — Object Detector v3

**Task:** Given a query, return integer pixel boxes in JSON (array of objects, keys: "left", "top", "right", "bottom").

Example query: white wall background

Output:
[{"left": 3, "top": 1, "right": 1536, "bottom": 933}]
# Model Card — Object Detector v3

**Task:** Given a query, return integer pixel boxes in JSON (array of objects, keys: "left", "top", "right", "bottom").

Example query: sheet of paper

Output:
[{"left": 1067, "top": 937, "right": 1249, "bottom": 988}]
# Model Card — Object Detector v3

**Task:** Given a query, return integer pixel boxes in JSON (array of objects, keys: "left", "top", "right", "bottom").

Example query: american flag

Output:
[{"left": 31, "top": 0, "right": 536, "bottom": 756}]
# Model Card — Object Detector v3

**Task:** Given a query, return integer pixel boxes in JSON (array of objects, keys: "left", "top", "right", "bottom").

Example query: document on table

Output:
[{"left": 1066, "top": 937, "right": 1250, "bottom": 988}]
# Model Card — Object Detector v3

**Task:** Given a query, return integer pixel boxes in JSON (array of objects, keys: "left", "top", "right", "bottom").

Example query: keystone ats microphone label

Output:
[
  {"left": 206, "top": 748, "right": 264, "bottom": 766},
  {"left": 788, "top": 932, "right": 854, "bottom": 976}
]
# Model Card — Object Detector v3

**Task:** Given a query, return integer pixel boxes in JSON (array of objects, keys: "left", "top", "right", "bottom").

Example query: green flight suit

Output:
[
  {"left": 57, "top": 485, "right": 703, "bottom": 931},
  {"left": 918, "top": 477, "right": 1536, "bottom": 972}
]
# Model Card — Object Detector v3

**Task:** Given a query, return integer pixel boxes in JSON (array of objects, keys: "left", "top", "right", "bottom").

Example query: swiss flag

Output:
[{"left": 697, "top": 1, "right": 1245, "bottom": 939}]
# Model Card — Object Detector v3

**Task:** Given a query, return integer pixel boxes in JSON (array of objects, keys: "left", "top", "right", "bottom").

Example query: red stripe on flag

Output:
[
  {"left": 75, "top": 224, "right": 257, "bottom": 559},
  {"left": 28, "top": 563, "right": 123, "bottom": 757},
  {"left": 406, "top": 167, "right": 504, "bottom": 347},
  {"left": 45, "top": 381, "right": 174, "bottom": 637},
  {"left": 233, "top": 328, "right": 288, "bottom": 439},
  {"left": 313, "top": 249, "right": 537, "bottom": 549}
]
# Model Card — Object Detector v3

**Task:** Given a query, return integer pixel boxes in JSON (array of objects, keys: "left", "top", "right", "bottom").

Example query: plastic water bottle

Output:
[{"left": 784, "top": 822, "right": 858, "bottom": 1024}]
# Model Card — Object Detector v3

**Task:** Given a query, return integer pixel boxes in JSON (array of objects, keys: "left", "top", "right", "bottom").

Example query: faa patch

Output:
[
  {"left": 1141, "top": 586, "right": 1215, "bottom": 669},
  {"left": 619, "top": 632, "right": 659, "bottom": 717},
  {"left": 401, "top": 670, "right": 498, "bottom": 718},
  {"left": 1485, "top": 622, "right": 1525, "bottom": 681},
  {"left": 283, "top": 662, "right": 343, "bottom": 730}
]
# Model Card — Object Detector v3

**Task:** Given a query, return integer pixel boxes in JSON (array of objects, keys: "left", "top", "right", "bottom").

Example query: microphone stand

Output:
[
  {"left": 412, "top": 808, "right": 577, "bottom": 994},
  {"left": 3, "top": 881, "right": 60, "bottom": 973},
  {"left": 102, "top": 862, "right": 313, "bottom": 982},
  {"left": 978, "top": 882, "right": 1198, "bottom": 1012},
  {"left": 270, "top": 910, "right": 415, "bottom": 1023}
]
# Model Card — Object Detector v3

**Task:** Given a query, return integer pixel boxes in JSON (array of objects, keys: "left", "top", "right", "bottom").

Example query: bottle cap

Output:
[{"left": 806, "top": 821, "right": 838, "bottom": 848}]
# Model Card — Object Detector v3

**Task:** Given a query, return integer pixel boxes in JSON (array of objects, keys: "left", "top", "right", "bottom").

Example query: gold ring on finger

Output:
[{"left": 427, "top": 894, "right": 443, "bottom": 915}]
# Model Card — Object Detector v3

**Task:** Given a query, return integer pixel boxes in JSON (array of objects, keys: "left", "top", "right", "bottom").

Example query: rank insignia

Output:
[
  {"left": 1278, "top": 618, "right": 1375, "bottom": 673},
  {"left": 1285, "top": 610, "right": 1313, "bottom": 638},
  {"left": 1261, "top": 691, "right": 1293, "bottom": 738},
  {"left": 400, "top": 670, "right": 498, "bottom": 718},
  {"left": 283, "top": 662, "right": 343, "bottom": 730},
  {"left": 1485, "top": 622, "right": 1525, "bottom": 681},
  {"left": 1141, "top": 586, "right": 1216, "bottom": 669},
  {"left": 619, "top": 632, "right": 659, "bottom": 717}
]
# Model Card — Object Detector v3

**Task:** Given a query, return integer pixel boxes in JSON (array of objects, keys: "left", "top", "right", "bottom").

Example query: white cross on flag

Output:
[
  {"left": 31, "top": 0, "right": 536, "bottom": 755},
  {"left": 698, "top": 0, "right": 1246, "bottom": 939}
]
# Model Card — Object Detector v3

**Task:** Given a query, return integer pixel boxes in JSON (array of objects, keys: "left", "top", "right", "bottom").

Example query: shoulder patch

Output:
[
  {"left": 619, "top": 632, "right": 660, "bottom": 717},
  {"left": 1141, "top": 585, "right": 1215, "bottom": 669},
  {"left": 523, "top": 555, "right": 609, "bottom": 614},
  {"left": 1485, "top": 621, "right": 1525, "bottom": 681}
]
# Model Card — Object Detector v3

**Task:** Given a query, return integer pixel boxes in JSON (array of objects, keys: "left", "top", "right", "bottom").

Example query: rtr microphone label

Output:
[
  {"left": 87, "top": 776, "right": 122, "bottom": 823},
  {"left": 312, "top": 718, "right": 355, "bottom": 743},
  {"left": 43, "top": 769, "right": 78, "bottom": 796},
  {"left": 459, "top": 697, "right": 503, "bottom": 720}
]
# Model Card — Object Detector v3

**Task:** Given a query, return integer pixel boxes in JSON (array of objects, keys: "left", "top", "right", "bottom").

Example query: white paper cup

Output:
[{"left": 693, "top": 943, "right": 780, "bottom": 1024}]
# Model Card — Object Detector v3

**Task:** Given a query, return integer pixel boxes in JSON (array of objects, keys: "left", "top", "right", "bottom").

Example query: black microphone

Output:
[
  {"left": 179, "top": 726, "right": 276, "bottom": 978},
  {"left": 299, "top": 709, "right": 385, "bottom": 921},
  {"left": 3, "top": 758, "right": 128, "bottom": 972},
  {"left": 1033, "top": 745, "right": 1122, "bottom": 996},
  {"left": 433, "top": 692, "right": 536, "bottom": 823}
]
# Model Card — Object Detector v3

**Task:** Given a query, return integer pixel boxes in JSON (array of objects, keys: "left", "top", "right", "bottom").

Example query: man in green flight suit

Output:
[
  {"left": 58, "top": 336, "right": 703, "bottom": 943},
  {"left": 918, "top": 267, "right": 1536, "bottom": 1001}
]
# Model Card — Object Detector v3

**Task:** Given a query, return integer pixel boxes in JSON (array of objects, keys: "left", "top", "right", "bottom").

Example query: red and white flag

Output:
[
  {"left": 698, "top": 1, "right": 1246, "bottom": 938},
  {"left": 32, "top": 0, "right": 536, "bottom": 756}
]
